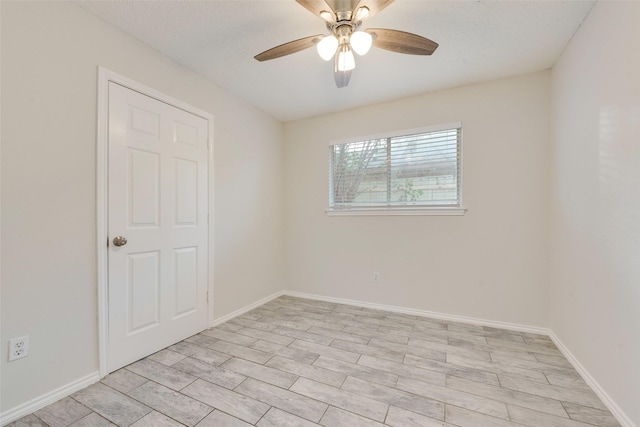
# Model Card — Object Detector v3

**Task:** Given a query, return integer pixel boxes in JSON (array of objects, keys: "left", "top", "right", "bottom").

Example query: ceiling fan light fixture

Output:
[
  {"left": 317, "top": 35, "right": 339, "bottom": 61},
  {"left": 319, "top": 10, "right": 335, "bottom": 23},
  {"left": 353, "top": 6, "right": 370, "bottom": 22},
  {"left": 337, "top": 44, "right": 355, "bottom": 71},
  {"left": 350, "top": 31, "right": 372, "bottom": 55}
]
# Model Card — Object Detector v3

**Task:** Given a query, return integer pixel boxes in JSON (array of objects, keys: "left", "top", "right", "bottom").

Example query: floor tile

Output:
[
  {"left": 489, "top": 352, "right": 580, "bottom": 377},
  {"left": 126, "top": 359, "right": 197, "bottom": 391},
  {"left": 101, "top": 368, "right": 149, "bottom": 393},
  {"left": 444, "top": 405, "right": 520, "bottom": 427},
  {"left": 34, "top": 397, "right": 92, "bottom": 427},
  {"left": 445, "top": 353, "right": 548, "bottom": 383},
  {"left": 183, "top": 333, "right": 218, "bottom": 349},
  {"left": 507, "top": 404, "right": 600, "bottom": 427},
  {"left": 331, "top": 339, "right": 405, "bottom": 362},
  {"left": 545, "top": 373, "right": 592, "bottom": 391},
  {"left": 446, "top": 375, "right": 568, "bottom": 417},
  {"left": 368, "top": 339, "right": 447, "bottom": 362},
  {"left": 250, "top": 339, "right": 319, "bottom": 364},
  {"left": 358, "top": 355, "right": 446, "bottom": 386},
  {"left": 255, "top": 407, "right": 319, "bottom": 427},
  {"left": 534, "top": 353, "right": 574, "bottom": 368},
  {"left": 289, "top": 339, "right": 360, "bottom": 363},
  {"left": 289, "top": 316, "right": 348, "bottom": 332},
  {"left": 235, "top": 378, "right": 328, "bottom": 422},
  {"left": 385, "top": 406, "right": 455, "bottom": 427},
  {"left": 182, "top": 379, "right": 268, "bottom": 424},
  {"left": 235, "top": 327, "right": 295, "bottom": 346},
  {"left": 342, "top": 376, "right": 444, "bottom": 420},
  {"left": 169, "top": 341, "right": 231, "bottom": 366},
  {"left": 266, "top": 355, "right": 346, "bottom": 387},
  {"left": 258, "top": 317, "right": 311, "bottom": 332},
  {"left": 313, "top": 356, "right": 398, "bottom": 387},
  {"left": 290, "top": 377, "right": 388, "bottom": 422},
  {"left": 561, "top": 402, "right": 621, "bottom": 427},
  {"left": 341, "top": 325, "right": 410, "bottom": 345},
  {"left": 307, "top": 326, "right": 370, "bottom": 344},
  {"left": 127, "top": 381, "right": 211, "bottom": 426},
  {"left": 486, "top": 337, "right": 563, "bottom": 357},
  {"left": 403, "top": 354, "right": 500, "bottom": 386},
  {"left": 220, "top": 357, "right": 298, "bottom": 388},
  {"left": 396, "top": 376, "right": 509, "bottom": 419},
  {"left": 130, "top": 411, "right": 183, "bottom": 427},
  {"left": 6, "top": 414, "right": 50, "bottom": 427},
  {"left": 228, "top": 317, "right": 279, "bottom": 332},
  {"left": 499, "top": 375, "right": 608, "bottom": 410},
  {"left": 208, "top": 340, "right": 273, "bottom": 364},
  {"left": 195, "top": 410, "right": 252, "bottom": 427},
  {"left": 68, "top": 412, "right": 117, "bottom": 426},
  {"left": 200, "top": 328, "right": 258, "bottom": 346},
  {"left": 171, "top": 357, "right": 246, "bottom": 389},
  {"left": 409, "top": 338, "right": 493, "bottom": 362},
  {"left": 272, "top": 327, "right": 334, "bottom": 345},
  {"left": 72, "top": 382, "right": 151, "bottom": 427},
  {"left": 319, "top": 406, "right": 385, "bottom": 426},
  {"left": 216, "top": 322, "right": 243, "bottom": 332},
  {"left": 147, "top": 349, "right": 187, "bottom": 366}
]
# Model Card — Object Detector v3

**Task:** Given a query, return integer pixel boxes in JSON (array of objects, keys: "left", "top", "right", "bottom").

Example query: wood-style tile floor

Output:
[{"left": 9, "top": 296, "right": 620, "bottom": 427}]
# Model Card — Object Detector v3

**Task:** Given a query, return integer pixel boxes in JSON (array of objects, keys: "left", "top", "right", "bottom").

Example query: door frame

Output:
[{"left": 96, "top": 67, "right": 215, "bottom": 378}]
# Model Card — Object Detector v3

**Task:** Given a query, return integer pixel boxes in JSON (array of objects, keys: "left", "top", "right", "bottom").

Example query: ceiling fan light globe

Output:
[
  {"left": 350, "top": 31, "right": 372, "bottom": 56},
  {"left": 353, "top": 6, "right": 370, "bottom": 22},
  {"left": 320, "top": 11, "right": 335, "bottom": 23},
  {"left": 337, "top": 46, "right": 355, "bottom": 71},
  {"left": 317, "top": 35, "right": 339, "bottom": 61}
]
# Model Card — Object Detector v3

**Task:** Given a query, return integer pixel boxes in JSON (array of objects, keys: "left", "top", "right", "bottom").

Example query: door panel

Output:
[
  {"left": 128, "top": 149, "right": 160, "bottom": 227},
  {"left": 173, "top": 247, "right": 198, "bottom": 317},
  {"left": 127, "top": 251, "right": 160, "bottom": 332},
  {"left": 108, "top": 82, "right": 209, "bottom": 372}
]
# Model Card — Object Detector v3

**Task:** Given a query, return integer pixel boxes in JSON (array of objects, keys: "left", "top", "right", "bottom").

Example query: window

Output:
[{"left": 328, "top": 123, "right": 463, "bottom": 215}]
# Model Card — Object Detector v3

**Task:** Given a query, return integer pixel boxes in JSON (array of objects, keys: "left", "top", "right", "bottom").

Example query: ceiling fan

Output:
[{"left": 254, "top": 0, "right": 439, "bottom": 88}]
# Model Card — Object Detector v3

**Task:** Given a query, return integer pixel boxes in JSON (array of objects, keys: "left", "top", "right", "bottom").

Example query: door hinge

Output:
[
  {"left": 107, "top": 237, "right": 109, "bottom": 247},
  {"left": 206, "top": 290, "right": 209, "bottom": 303}
]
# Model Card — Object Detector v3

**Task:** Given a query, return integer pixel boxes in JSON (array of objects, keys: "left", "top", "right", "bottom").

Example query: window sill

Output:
[{"left": 326, "top": 207, "right": 466, "bottom": 216}]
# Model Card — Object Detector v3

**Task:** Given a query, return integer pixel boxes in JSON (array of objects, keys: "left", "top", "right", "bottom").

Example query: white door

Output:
[{"left": 107, "top": 82, "right": 209, "bottom": 372}]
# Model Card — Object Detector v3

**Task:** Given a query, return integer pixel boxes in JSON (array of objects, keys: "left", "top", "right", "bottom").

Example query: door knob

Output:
[{"left": 113, "top": 236, "right": 128, "bottom": 247}]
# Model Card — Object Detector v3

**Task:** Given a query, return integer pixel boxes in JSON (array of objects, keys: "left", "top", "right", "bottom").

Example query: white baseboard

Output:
[
  {"left": 209, "top": 290, "right": 285, "bottom": 327},
  {"left": 283, "top": 291, "right": 550, "bottom": 336},
  {"left": 0, "top": 371, "right": 100, "bottom": 426},
  {"left": 548, "top": 331, "right": 636, "bottom": 427}
]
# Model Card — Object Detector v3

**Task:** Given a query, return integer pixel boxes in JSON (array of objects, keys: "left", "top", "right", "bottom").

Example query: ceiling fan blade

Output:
[
  {"left": 354, "top": 0, "right": 394, "bottom": 19},
  {"left": 254, "top": 35, "right": 324, "bottom": 62},
  {"left": 295, "top": 0, "right": 334, "bottom": 16},
  {"left": 367, "top": 28, "right": 438, "bottom": 55}
]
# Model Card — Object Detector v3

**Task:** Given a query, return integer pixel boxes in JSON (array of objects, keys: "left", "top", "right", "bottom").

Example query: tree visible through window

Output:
[{"left": 329, "top": 125, "right": 461, "bottom": 210}]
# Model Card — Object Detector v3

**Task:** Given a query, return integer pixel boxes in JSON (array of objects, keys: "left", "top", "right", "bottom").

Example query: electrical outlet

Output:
[
  {"left": 373, "top": 272, "right": 381, "bottom": 283},
  {"left": 8, "top": 336, "right": 29, "bottom": 361}
]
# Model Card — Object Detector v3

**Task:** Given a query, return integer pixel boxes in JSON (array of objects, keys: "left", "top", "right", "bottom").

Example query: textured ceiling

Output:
[{"left": 77, "top": 0, "right": 595, "bottom": 122}]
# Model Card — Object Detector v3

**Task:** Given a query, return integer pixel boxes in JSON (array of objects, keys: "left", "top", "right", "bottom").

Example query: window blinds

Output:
[{"left": 329, "top": 126, "right": 461, "bottom": 210}]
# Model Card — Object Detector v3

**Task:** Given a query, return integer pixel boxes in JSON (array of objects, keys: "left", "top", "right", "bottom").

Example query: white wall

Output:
[
  {"left": 284, "top": 71, "right": 551, "bottom": 327},
  {"left": 550, "top": 1, "right": 640, "bottom": 424},
  {"left": 0, "top": 1, "right": 284, "bottom": 414}
]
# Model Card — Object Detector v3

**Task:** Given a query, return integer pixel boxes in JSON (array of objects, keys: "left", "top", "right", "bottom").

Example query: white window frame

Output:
[{"left": 327, "top": 122, "right": 465, "bottom": 216}]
